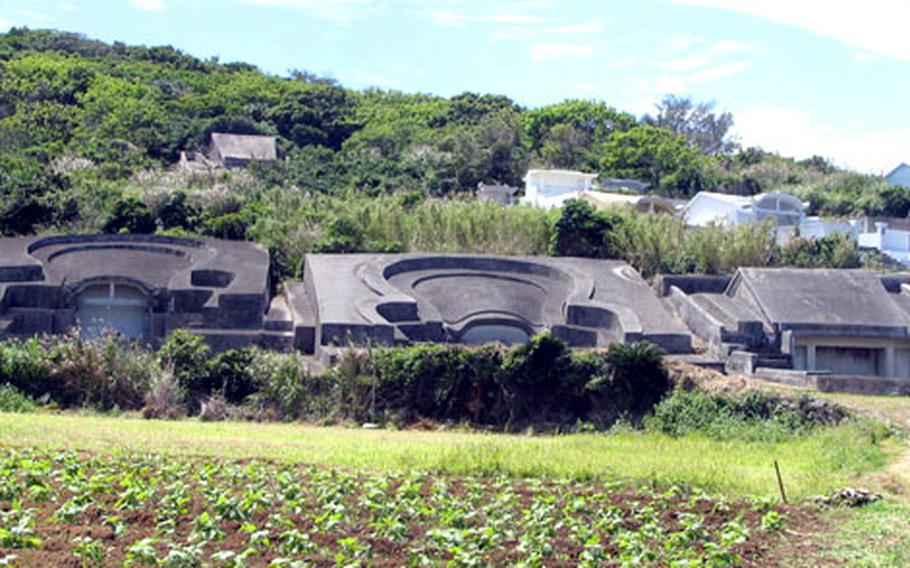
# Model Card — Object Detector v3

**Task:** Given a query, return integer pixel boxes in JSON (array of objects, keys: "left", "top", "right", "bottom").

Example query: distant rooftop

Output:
[
  {"left": 524, "top": 169, "right": 598, "bottom": 180},
  {"left": 210, "top": 133, "right": 277, "bottom": 162},
  {"left": 598, "top": 178, "right": 651, "bottom": 194}
]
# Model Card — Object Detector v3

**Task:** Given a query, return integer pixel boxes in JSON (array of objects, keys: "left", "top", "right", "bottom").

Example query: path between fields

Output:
[
  {"left": 819, "top": 393, "right": 910, "bottom": 502},
  {"left": 747, "top": 378, "right": 910, "bottom": 501}
]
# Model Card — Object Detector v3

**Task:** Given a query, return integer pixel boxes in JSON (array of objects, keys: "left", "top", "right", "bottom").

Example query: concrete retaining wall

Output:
[
  {"left": 657, "top": 274, "right": 731, "bottom": 297},
  {"left": 667, "top": 286, "right": 724, "bottom": 350}
]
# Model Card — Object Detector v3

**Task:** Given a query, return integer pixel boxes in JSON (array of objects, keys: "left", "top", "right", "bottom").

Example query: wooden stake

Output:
[{"left": 774, "top": 460, "right": 788, "bottom": 504}]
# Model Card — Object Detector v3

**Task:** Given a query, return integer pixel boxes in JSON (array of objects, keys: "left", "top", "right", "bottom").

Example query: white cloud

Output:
[
  {"left": 247, "top": 0, "right": 376, "bottom": 21},
  {"left": 853, "top": 52, "right": 877, "bottom": 63},
  {"left": 514, "top": 0, "right": 552, "bottom": 8},
  {"left": 663, "top": 55, "right": 712, "bottom": 72},
  {"left": 132, "top": 0, "right": 164, "bottom": 10},
  {"left": 0, "top": 19, "right": 8, "bottom": 30},
  {"left": 485, "top": 13, "right": 542, "bottom": 25},
  {"left": 551, "top": 22, "right": 602, "bottom": 34},
  {"left": 688, "top": 60, "right": 751, "bottom": 83},
  {"left": 666, "top": 33, "right": 703, "bottom": 53},
  {"left": 530, "top": 42, "right": 593, "bottom": 62},
  {"left": 430, "top": 10, "right": 542, "bottom": 27},
  {"left": 430, "top": 10, "right": 465, "bottom": 26},
  {"left": 656, "top": 37, "right": 752, "bottom": 90},
  {"left": 605, "top": 56, "right": 638, "bottom": 71},
  {"left": 490, "top": 20, "right": 603, "bottom": 41},
  {"left": 707, "top": 40, "right": 747, "bottom": 55},
  {"left": 574, "top": 82, "right": 600, "bottom": 94},
  {"left": 59, "top": 2, "right": 76, "bottom": 11},
  {"left": 672, "top": 0, "right": 910, "bottom": 62},
  {"left": 735, "top": 104, "right": 910, "bottom": 173}
]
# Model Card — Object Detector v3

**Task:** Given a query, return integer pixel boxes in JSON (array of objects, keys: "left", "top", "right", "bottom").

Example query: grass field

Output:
[
  {"left": 2, "top": 392, "right": 909, "bottom": 565},
  {"left": 0, "top": 412, "right": 890, "bottom": 499}
]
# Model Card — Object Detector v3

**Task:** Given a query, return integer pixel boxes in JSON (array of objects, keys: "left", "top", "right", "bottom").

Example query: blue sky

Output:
[{"left": 2, "top": 0, "right": 909, "bottom": 173}]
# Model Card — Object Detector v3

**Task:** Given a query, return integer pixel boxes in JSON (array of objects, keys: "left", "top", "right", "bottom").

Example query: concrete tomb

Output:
[
  {"left": 0, "top": 234, "right": 296, "bottom": 351},
  {"left": 295, "top": 254, "right": 693, "bottom": 362},
  {"left": 664, "top": 268, "right": 910, "bottom": 394}
]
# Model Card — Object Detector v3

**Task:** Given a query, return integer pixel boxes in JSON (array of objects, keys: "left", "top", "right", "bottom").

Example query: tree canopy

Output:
[{"left": 0, "top": 26, "right": 896, "bottom": 248}]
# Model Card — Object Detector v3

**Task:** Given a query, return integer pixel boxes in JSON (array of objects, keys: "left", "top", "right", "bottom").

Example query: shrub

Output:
[
  {"left": 0, "top": 331, "right": 681, "bottom": 430},
  {"left": 208, "top": 349, "right": 258, "bottom": 404},
  {"left": 499, "top": 333, "right": 572, "bottom": 426},
  {"left": 314, "top": 215, "right": 365, "bottom": 253},
  {"left": 142, "top": 369, "right": 184, "bottom": 420},
  {"left": 0, "top": 337, "right": 50, "bottom": 397},
  {"left": 102, "top": 197, "right": 156, "bottom": 234},
  {"left": 549, "top": 199, "right": 621, "bottom": 258},
  {"left": 202, "top": 211, "right": 249, "bottom": 240},
  {"left": 603, "top": 341, "right": 669, "bottom": 417},
  {"left": 248, "top": 350, "right": 320, "bottom": 420},
  {"left": 199, "top": 393, "right": 229, "bottom": 422},
  {"left": 647, "top": 388, "right": 848, "bottom": 441},
  {"left": 45, "top": 331, "right": 155, "bottom": 410},
  {"left": 0, "top": 384, "right": 37, "bottom": 413},
  {"left": 778, "top": 233, "right": 860, "bottom": 269},
  {"left": 155, "top": 191, "right": 199, "bottom": 230},
  {"left": 369, "top": 343, "right": 505, "bottom": 424},
  {"left": 158, "top": 329, "right": 211, "bottom": 401}
]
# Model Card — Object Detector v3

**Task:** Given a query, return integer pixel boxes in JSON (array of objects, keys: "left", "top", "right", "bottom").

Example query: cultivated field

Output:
[
  {"left": 0, "top": 406, "right": 907, "bottom": 566},
  {"left": 0, "top": 448, "right": 796, "bottom": 566}
]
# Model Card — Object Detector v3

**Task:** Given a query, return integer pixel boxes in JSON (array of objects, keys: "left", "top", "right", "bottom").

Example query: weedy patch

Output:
[{"left": 0, "top": 448, "right": 805, "bottom": 566}]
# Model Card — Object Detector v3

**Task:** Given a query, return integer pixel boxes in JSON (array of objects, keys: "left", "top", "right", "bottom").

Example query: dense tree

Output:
[
  {"left": 600, "top": 125, "right": 712, "bottom": 196},
  {"left": 267, "top": 84, "right": 361, "bottom": 150},
  {"left": 0, "top": 27, "right": 893, "bottom": 250},
  {"left": 523, "top": 100, "right": 635, "bottom": 170},
  {"left": 0, "top": 154, "right": 69, "bottom": 235},
  {"left": 643, "top": 95, "right": 736, "bottom": 155}
]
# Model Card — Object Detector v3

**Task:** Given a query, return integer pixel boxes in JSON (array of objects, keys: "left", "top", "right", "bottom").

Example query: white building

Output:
[
  {"left": 858, "top": 222, "right": 910, "bottom": 265},
  {"left": 886, "top": 163, "right": 910, "bottom": 188},
  {"left": 683, "top": 191, "right": 805, "bottom": 228},
  {"left": 522, "top": 169, "right": 598, "bottom": 209},
  {"left": 684, "top": 191, "right": 856, "bottom": 242}
]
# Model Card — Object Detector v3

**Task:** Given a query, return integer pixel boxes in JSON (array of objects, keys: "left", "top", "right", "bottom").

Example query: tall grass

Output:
[
  {"left": 351, "top": 197, "right": 554, "bottom": 254},
  {"left": 615, "top": 211, "right": 777, "bottom": 277},
  {"left": 127, "top": 171, "right": 850, "bottom": 281},
  {"left": 0, "top": 412, "right": 887, "bottom": 498}
]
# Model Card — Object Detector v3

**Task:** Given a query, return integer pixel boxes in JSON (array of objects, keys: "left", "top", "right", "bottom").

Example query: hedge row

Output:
[{"left": 0, "top": 330, "right": 670, "bottom": 431}]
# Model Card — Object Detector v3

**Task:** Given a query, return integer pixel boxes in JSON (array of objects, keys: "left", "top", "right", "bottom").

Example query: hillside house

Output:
[
  {"left": 683, "top": 191, "right": 805, "bottom": 228},
  {"left": 597, "top": 178, "right": 651, "bottom": 194},
  {"left": 521, "top": 169, "right": 598, "bottom": 208},
  {"left": 476, "top": 182, "right": 518, "bottom": 205},
  {"left": 209, "top": 133, "right": 278, "bottom": 168},
  {"left": 683, "top": 190, "right": 856, "bottom": 242}
]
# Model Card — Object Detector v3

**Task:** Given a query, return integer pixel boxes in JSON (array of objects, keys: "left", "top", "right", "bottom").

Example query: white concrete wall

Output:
[
  {"left": 857, "top": 223, "right": 910, "bottom": 266},
  {"left": 523, "top": 171, "right": 595, "bottom": 209},
  {"left": 882, "top": 228, "right": 910, "bottom": 252},
  {"left": 684, "top": 196, "right": 740, "bottom": 227}
]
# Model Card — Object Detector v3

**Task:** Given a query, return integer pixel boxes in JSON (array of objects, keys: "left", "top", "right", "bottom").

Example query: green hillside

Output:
[{"left": 0, "top": 28, "right": 897, "bottom": 279}]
